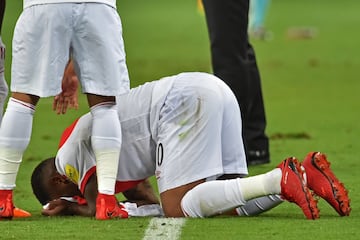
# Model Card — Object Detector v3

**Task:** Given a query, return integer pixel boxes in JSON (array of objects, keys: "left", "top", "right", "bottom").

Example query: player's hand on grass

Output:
[
  {"left": 42, "top": 198, "right": 73, "bottom": 216},
  {"left": 53, "top": 59, "right": 79, "bottom": 114}
]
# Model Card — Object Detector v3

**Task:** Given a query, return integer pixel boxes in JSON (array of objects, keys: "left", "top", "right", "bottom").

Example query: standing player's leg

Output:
[
  {"left": 0, "top": 94, "right": 38, "bottom": 219},
  {"left": 72, "top": 3, "right": 130, "bottom": 220},
  {"left": 244, "top": 43, "right": 269, "bottom": 164},
  {"left": 249, "top": 0, "right": 272, "bottom": 40},
  {"left": 87, "top": 94, "right": 124, "bottom": 220},
  {"left": 202, "top": 0, "right": 270, "bottom": 166},
  {"left": 0, "top": 4, "right": 70, "bottom": 219}
]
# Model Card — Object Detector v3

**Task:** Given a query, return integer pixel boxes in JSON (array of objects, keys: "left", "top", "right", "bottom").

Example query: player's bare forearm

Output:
[
  {"left": 123, "top": 179, "right": 160, "bottom": 206},
  {"left": 82, "top": 174, "right": 98, "bottom": 215},
  {"left": 53, "top": 59, "right": 79, "bottom": 114},
  {"left": 42, "top": 199, "right": 94, "bottom": 217},
  {"left": 67, "top": 202, "right": 95, "bottom": 217}
]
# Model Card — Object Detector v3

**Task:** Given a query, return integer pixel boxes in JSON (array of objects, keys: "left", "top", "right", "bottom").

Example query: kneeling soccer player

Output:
[{"left": 32, "top": 72, "right": 350, "bottom": 219}]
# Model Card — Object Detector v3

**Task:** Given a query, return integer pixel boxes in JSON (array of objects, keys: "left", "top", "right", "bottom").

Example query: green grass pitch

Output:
[{"left": 1, "top": 0, "right": 359, "bottom": 239}]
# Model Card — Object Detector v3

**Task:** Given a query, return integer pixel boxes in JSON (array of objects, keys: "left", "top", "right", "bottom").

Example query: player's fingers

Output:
[
  {"left": 54, "top": 95, "right": 66, "bottom": 114},
  {"left": 53, "top": 95, "right": 60, "bottom": 111},
  {"left": 55, "top": 95, "right": 79, "bottom": 114},
  {"left": 73, "top": 102, "right": 79, "bottom": 110},
  {"left": 69, "top": 97, "right": 79, "bottom": 110},
  {"left": 61, "top": 99, "right": 69, "bottom": 114},
  {"left": 56, "top": 100, "right": 63, "bottom": 115}
]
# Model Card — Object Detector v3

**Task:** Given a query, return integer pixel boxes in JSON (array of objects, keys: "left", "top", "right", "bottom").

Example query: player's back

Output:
[{"left": 116, "top": 81, "right": 160, "bottom": 181}]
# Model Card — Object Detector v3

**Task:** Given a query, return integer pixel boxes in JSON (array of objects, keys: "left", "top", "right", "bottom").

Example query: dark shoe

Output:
[{"left": 247, "top": 149, "right": 270, "bottom": 165}]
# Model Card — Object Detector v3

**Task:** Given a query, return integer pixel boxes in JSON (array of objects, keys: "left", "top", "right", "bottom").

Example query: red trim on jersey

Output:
[
  {"left": 73, "top": 196, "right": 88, "bottom": 205},
  {"left": 11, "top": 98, "right": 35, "bottom": 111},
  {"left": 60, "top": 117, "right": 145, "bottom": 195},
  {"left": 80, "top": 166, "right": 97, "bottom": 194},
  {"left": 58, "top": 118, "right": 80, "bottom": 148},
  {"left": 115, "top": 179, "right": 145, "bottom": 193},
  {"left": 80, "top": 166, "right": 145, "bottom": 194}
]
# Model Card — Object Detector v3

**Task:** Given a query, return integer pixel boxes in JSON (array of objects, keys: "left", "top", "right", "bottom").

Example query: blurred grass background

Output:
[{"left": 1, "top": 0, "right": 359, "bottom": 239}]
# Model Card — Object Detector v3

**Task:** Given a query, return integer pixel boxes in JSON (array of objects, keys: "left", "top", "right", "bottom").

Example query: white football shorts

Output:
[
  {"left": 11, "top": 3, "right": 129, "bottom": 97},
  {"left": 154, "top": 73, "right": 248, "bottom": 193}
]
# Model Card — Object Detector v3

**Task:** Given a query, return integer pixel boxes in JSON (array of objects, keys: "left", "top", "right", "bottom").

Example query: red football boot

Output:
[
  {"left": 95, "top": 193, "right": 129, "bottom": 220},
  {"left": 0, "top": 190, "right": 14, "bottom": 220},
  {"left": 278, "top": 157, "right": 320, "bottom": 219},
  {"left": 302, "top": 152, "right": 351, "bottom": 216}
]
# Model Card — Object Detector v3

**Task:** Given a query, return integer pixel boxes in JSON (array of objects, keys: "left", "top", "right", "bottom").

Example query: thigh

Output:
[
  {"left": 155, "top": 78, "right": 224, "bottom": 194},
  {"left": 11, "top": 5, "right": 71, "bottom": 97},
  {"left": 215, "top": 80, "right": 248, "bottom": 175},
  {"left": 71, "top": 4, "right": 129, "bottom": 96}
]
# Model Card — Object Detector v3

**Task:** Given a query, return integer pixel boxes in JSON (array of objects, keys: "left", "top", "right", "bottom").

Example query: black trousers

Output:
[{"left": 202, "top": 0, "right": 270, "bottom": 164}]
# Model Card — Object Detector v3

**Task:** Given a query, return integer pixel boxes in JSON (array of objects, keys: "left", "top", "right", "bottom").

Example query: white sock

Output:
[
  {"left": 181, "top": 179, "right": 246, "bottom": 217},
  {"left": 0, "top": 98, "right": 35, "bottom": 189},
  {"left": 236, "top": 168, "right": 281, "bottom": 200},
  {"left": 180, "top": 169, "right": 282, "bottom": 218},
  {"left": 90, "top": 103, "right": 121, "bottom": 195}
]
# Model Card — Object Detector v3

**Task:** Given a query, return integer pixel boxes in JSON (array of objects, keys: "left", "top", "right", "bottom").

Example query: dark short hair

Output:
[{"left": 31, "top": 157, "right": 55, "bottom": 205}]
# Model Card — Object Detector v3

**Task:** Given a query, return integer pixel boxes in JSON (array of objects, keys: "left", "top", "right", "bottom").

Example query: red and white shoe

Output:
[
  {"left": 302, "top": 152, "right": 351, "bottom": 216},
  {"left": 278, "top": 157, "right": 320, "bottom": 220},
  {"left": 95, "top": 193, "right": 129, "bottom": 220},
  {"left": 0, "top": 190, "right": 14, "bottom": 220}
]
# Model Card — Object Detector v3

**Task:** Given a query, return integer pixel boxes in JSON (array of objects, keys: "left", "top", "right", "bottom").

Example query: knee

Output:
[{"left": 180, "top": 189, "right": 204, "bottom": 218}]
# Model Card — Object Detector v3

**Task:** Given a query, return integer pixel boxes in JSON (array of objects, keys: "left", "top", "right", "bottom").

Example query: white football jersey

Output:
[
  {"left": 55, "top": 72, "right": 248, "bottom": 194},
  {"left": 55, "top": 75, "right": 175, "bottom": 193}
]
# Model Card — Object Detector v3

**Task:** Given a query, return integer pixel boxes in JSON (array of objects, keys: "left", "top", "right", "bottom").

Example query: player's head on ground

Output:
[{"left": 31, "top": 157, "right": 82, "bottom": 205}]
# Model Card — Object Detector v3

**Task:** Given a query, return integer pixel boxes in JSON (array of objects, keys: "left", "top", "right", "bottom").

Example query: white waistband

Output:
[{"left": 23, "top": 0, "right": 116, "bottom": 9}]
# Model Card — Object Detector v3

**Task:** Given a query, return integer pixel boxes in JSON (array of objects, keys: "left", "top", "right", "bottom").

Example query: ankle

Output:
[{"left": 0, "top": 189, "right": 13, "bottom": 197}]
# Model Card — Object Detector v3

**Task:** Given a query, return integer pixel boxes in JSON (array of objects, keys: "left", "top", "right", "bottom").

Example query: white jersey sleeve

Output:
[
  {"left": 55, "top": 78, "right": 173, "bottom": 193},
  {"left": 55, "top": 113, "right": 147, "bottom": 194},
  {"left": 55, "top": 114, "right": 96, "bottom": 193}
]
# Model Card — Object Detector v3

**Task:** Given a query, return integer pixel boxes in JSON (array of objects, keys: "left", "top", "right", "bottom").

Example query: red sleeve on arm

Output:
[
  {"left": 61, "top": 118, "right": 145, "bottom": 196},
  {"left": 73, "top": 196, "right": 88, "bottom": 205},
  {"left": 115, "top": 180, "right": 145, "bottom": 193},
  {"left": 80, "top": 166, "right": 97, "bottom": 194},
  {"left": 58, "top": 118, "right": 80, "bottom": 148},
  {"left": 80, "top": 167, "right": 144, "bottom": 194}
]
